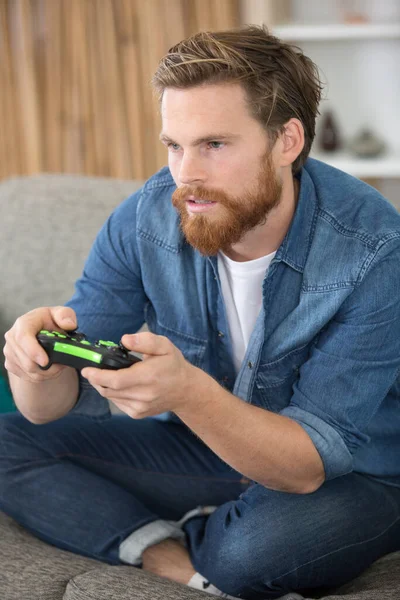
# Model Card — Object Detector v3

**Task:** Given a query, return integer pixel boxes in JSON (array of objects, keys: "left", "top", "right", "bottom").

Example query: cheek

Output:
[
  {"left": 168, "top": 153, "right": 181, "bottom": 183},
  {"left": 216, "top": 160, "right": 260, "bottom": 195}
]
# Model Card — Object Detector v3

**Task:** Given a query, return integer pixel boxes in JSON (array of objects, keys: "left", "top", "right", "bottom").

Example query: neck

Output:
[{"left": 223, "top": 174, "right": 299, "bottom": 262}]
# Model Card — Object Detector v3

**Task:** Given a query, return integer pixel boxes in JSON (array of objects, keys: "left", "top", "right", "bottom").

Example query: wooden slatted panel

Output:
[
  {"left": 42, "top": 0, "right": 62, "bottom": 172},
  {"left": 11, "top": 0, "right": 43, "bottom": 174},
  {"left": 114, "top": 0, "right": 145, "bottom": 178},
  {"left": 0, "top": 2, "right": 13, "bottom": 178},
  {"left": 0, "top": 0, "right": 239, "bottom": 181}
]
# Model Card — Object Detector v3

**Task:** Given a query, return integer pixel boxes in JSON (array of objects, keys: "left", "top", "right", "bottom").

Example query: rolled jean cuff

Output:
[{"left": 119, "top": 519, "right": 185, "bottom": 566}]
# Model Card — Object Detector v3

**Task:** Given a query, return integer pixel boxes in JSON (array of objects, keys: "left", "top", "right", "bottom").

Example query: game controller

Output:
[{"left": 36, "top": 330, "right": 142, "bottom": 371}]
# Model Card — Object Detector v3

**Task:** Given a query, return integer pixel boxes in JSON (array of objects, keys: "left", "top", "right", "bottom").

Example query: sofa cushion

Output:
[
  {"left": 0, "top": 511, "right": 102, "bottom": 600},
  {"left": 63, "top": 550, "right": 400, "bottom": 600},
  {"left": 62, "top": 550, "right": 400, "bottom": 600},
  {"left": 1, "top": 508, "right": 400, "bottom": 600},
  {"left": 64, "top": 566, "right": 212, "bottom": 600},
  {"left": 0, "top": 509, "right": 211, "bottom": 600},
  {"left": 0, "top": 174, "right": 142, "bottom": 348}
]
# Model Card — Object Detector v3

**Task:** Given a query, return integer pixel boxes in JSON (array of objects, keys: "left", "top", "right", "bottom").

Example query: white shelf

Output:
[
  {"left": 273, "top": 23, "right": 400, "bottom": 41},
  {"left": 311, "top": 151, "right": 400, "bottom": 178}
]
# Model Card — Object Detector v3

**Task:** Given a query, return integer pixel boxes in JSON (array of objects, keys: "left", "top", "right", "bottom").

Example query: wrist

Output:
[{"left": 175, "top": 364, "right": 217, "bottom": 417}]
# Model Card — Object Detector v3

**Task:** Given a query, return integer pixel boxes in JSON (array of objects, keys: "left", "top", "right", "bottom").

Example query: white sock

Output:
[
  {"left": 187, "top": 572, "right": 238, "bottom": 599},
  {"left": 188, "top": 573, "right": 304, "bottom": 600}
]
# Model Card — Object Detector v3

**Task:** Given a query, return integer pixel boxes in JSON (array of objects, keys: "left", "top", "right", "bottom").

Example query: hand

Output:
[
  {"left": 81, "top": 331, "right": 205, "bottom": 418},
  {"left": 3, "top": 306, "right": 78, "bottom": 383}
]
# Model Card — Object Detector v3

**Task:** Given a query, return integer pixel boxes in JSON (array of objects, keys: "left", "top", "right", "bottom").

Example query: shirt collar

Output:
[
  {"left": 205, "top": 159, "right": 319, "bottom": 274},
  {"left": 274, "top": 160, "right": 318, "bottom": 273}
]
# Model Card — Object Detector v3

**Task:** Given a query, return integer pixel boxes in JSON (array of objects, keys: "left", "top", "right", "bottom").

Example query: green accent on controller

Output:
[
  {"left": 97, "top": 340, "right": 118, "bottom": 347},
  {"left": 54, "top": 342, "right": 102, "bottom": 364},
  {"left": 80, "top": 340, "right": 91, "bottom": 345},
  {"left": 39, "top": 330, "right": 66, "bottom": 338}
]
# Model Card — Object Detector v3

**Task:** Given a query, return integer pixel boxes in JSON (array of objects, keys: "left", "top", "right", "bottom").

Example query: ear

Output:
[{"left": 277, "top": 118, "right": 305, "bottom": 168}]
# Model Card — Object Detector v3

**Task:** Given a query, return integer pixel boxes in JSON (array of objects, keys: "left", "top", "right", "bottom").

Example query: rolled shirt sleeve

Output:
[
  {"left": 280, "top": 239, "right": 400, "bottom": 480},
  {"left": 64, "top": 189, "right": 147, "bottom": 418}
]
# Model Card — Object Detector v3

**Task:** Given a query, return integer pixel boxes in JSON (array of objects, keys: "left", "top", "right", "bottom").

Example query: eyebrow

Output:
[{"left": 159, "top": 133, "right": 240, "bottom": 146}]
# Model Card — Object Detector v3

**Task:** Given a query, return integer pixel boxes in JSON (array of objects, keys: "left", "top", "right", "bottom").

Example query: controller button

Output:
[
  {"left": 97, "top": 340, "right": 118, "bottom": 348},
  {"left": 71, "top": 332, "right": 87, "bottom": 342}
]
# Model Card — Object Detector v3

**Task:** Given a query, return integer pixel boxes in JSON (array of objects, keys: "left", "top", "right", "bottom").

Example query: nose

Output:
[{"left": 178, "top": 152, "right": 207, "bottom": 187}]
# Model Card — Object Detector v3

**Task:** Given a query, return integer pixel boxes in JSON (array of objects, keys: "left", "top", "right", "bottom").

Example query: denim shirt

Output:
[{"left": 66, "top": 158, "right": 400, "bottom": 487}]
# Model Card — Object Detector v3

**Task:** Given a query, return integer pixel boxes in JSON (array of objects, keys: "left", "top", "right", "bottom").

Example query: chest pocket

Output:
[
  {"left": 146, "top": 315, "right": 207, "bottom": 368},
  {"left": 255, "top": 343, "right": 310, "bottom": 412}
]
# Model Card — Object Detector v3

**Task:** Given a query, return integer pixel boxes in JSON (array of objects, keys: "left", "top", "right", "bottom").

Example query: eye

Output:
[
  {"left": 167, "top": 143, "right": 181, "bottom": 152},
  {"left": 208, "top": 141, "right": 224, "bottom": 149}
]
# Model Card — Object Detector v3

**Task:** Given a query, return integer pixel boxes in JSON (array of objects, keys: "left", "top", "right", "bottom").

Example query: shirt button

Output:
[
  {"left": 248, "top": 361, "right": 253, "bottom": 369},
  {"left": 218, "top": 331, "right": 224, "bottom": 338}
]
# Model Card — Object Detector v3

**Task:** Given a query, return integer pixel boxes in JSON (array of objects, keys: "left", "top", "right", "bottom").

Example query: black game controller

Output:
[{"left": 36, "top": 330, "right": 142, "bottom": 371}]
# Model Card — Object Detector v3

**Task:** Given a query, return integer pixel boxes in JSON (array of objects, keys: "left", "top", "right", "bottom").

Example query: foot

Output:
[{"left": 142, "top": 538, "right": 196, "bottom": 585}]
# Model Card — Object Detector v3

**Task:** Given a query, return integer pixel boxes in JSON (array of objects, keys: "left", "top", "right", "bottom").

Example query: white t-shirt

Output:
[{"left": 218, "top": 250, "right": 276, "bottom": 374}]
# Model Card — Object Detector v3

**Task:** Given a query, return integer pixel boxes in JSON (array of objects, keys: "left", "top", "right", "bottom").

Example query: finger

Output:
[
  {"left": 5, "top": 342, "right": 63, "bottom": 380},
  {"left": 4, "top": 347, "right": 49, "bottom": 381},
  {"left": 5, "top": 335, "right": 48, "bottom": 372},
  {"left": 11, "top": 320, "right": 50, "bottom": 367},
  {"left": 4, "top": 353, "right": 27, "bottom": 379},
  {"left": 50, "top": 306, "right": 78, "bottom": 331},
  {"left": 81, "top": 368, "right": 118, "bottom": 389},
  {"left": 81, "top": 362, "right": 143, "bottom": 390},
  {"left": 121, "top": 332, "right": 172, "bottom": 357}
]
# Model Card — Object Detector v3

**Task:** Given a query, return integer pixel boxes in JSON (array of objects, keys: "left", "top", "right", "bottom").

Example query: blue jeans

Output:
[{"left": 1, "top": 412, "right": 400, "bottom": 599}]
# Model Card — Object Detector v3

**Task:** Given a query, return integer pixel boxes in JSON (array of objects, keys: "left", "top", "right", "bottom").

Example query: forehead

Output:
[{"left": 161, "top": 83, "right": 259, "bottom": 134}]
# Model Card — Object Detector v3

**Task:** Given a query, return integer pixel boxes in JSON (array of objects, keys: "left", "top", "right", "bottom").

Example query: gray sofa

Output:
[{"left": 1, "top": 173, "right": 400, "bottom": 599}]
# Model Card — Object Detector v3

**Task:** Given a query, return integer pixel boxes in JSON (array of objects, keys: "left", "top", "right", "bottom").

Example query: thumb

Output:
[
  {"left": 51, "top": 306, "right": 77, "bottom": 330},
  {"left": 121, "top": 332, "right": 170, "bottom": 356}
]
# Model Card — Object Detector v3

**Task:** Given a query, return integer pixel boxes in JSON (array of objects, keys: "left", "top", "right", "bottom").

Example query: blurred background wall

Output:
[
  {"left": 0, "top": 0, "right": 239, "bottom": 181},
  {"left": 0, "top": 0, "right": 399, "bottom": 205}
]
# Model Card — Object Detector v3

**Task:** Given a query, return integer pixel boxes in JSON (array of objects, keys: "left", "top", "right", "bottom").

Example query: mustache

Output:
[{"left": 172, "top": 185, "right": 233, "bottom": 207}]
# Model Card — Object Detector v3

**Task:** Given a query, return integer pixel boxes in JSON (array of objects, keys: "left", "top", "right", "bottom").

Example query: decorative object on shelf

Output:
[
  {"left": 318, "top": 110, "right": 342, "bottom": 152},
  {"left": 340, "top": 0, "right": 369, "bottom": 24},
  {"left": 348, "top": 127, "right": 387, "bottom": 158}
]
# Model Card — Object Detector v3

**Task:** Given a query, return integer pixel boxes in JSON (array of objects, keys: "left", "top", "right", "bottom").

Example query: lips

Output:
[
  {"left": 186, "top": 195, "right": 216, "bottom": 205},
  {"left": 185, "top": 196, "right": 217, "bottom": 213}
]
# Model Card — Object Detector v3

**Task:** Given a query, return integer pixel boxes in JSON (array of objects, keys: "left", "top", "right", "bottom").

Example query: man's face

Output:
[{"left": 160, "top": 83, "right": 282, "bottom": 256}]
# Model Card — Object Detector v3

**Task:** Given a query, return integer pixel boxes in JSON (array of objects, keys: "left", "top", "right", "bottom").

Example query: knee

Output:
[
  {"left": 210, "top": 529, "right": 296, "bottom": 596},
  {"left": 192, "top": 502, "right": 301, "bottom": 597}
]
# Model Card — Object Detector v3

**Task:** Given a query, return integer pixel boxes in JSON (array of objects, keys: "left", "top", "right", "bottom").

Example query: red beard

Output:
[{"left": 172, "top": 152, "right": 282, "bottom": 256}]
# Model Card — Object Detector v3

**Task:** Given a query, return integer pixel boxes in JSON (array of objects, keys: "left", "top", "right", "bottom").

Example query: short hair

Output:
[{"left": 152, "top": 25, "right": 323, "bottom": 174}]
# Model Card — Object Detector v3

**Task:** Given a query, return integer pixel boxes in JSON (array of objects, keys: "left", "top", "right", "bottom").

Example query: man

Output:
[{"left": 2, "top": 25, "right": 400, "bottom": 600}]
